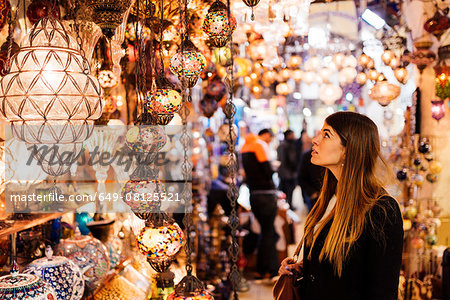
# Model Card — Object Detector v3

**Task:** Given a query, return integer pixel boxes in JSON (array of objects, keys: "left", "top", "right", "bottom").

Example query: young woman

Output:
[{"left": 278, "top": 111, "right": 403, "bottom": 300}]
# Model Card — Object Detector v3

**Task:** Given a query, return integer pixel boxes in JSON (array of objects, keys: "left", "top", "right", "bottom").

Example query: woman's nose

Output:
[{"left": 312, "top": 135, "right": 319, "bottom": 145}]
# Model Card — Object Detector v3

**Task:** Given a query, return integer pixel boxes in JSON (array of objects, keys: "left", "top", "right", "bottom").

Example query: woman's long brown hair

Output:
[{"left": 303, "top": 111, "right": 389, "bottom": 277}]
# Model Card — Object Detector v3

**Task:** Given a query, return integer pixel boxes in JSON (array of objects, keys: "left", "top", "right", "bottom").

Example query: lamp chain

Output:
[
  {"left": 4, "top": 1, "right": 20, "bottom": 74},
  {"left": 225, "top": 0, "right": 240, "bottom": 299},
  {"left": 158, "top": 0, "right": 165, "bottom": 76},
  {"left": 71, "top": 3, "right": 89, "bottom": 73},
  {"left": 178, "top": 0, "right": 194, "bottom": 276}
]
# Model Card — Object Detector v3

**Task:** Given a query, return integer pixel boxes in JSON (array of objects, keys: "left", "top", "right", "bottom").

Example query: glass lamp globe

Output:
[
  {"left": 136, "top": 220, "right": 184, "bottom": 272},
  {"left": 98, "top": 70, "right": 119, "bottom": 89},
  {"left": 170, "top": 39, "right": 206, "bottom": 88},
  {"left": 319, "top": 84, "right": 343, "bottom": 105},
  {"left": 369, "top": 82, "right": 401, "bottom": 106},
  {"left": 125, "top": 125, "right": 167, "bottom": 154},
  {"left": 146, "top": 88, "right": 182, "bottom": 125},
  {"left": 121, "top": 180, "right": 165, "bottom": 215},
  {"left": 0, "top": 17, "right": 102, "bottom": 123},
  {"left": 202, "top": 0, "right": 237, "bottom": 48}
]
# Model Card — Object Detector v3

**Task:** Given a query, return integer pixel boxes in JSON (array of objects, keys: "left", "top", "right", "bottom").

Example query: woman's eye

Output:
[{"left": 324, "top": 133, "right": 330, "bottom": 138}]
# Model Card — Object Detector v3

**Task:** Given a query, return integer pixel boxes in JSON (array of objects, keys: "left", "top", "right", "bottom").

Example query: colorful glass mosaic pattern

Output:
[
  {"left": 202, "top": 10, "right": 237, "bottom": 39},
  {"left": 125, "top": 23, "right": 151, "bottom": 42},
  {"left": 146, "top": 89, "right": 182, "bottom": 115},
  {"left": 170, "top": 50, "right": 206, "bottom": 79},
  {"left": 55, "top": 236, "right": 110, "bottom": 292},
  {"left": 125, "top": 125, "right": 167, "bottom": 153},
  {"left": 0, "top": 273, "right": 57, "bottom": 300},
  {"left": 121, "top": 180, "right": 165, "bottom": 214},
  {"left": 25, "top": 256, "right": 84, "bottom": 300},
  {"left": 0, "top": 0, "right": 10, "bottom": 31},
  {"left": 136, "top": 223, "right": 184, "bottom": 260}
]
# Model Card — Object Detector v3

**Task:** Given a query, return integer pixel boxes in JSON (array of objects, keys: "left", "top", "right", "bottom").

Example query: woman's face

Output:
[{"left": 311, "top": 123, "right": 346, "bottom": 172}]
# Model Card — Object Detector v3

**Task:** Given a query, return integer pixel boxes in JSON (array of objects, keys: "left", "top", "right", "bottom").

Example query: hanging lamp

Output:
[
  {"left": 170, "top": 38, "right": 206, "bottom": 88},
  {"left": 202, "top": 0, "right": 237, "bottom": 48},
  {"left": 242, "top": 0, "right": 260, "bottom": 21}
]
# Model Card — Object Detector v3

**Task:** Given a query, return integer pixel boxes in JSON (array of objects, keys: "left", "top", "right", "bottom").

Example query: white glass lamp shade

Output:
[
  {"left": 319, "top": 84, "right": 343, "bottom": 105},
  {"left": 0, "top": 17, "right": 102, "bottom": 122},
  {"left": 369, "top": 82, "right": 401, "bottom": 106}
]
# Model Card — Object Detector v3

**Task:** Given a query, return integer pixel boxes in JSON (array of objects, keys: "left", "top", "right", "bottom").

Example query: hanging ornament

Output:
[
  {"left": 202, "top": 0, "right": 237, "bottom": 48},
  {"left": 369, "top": 82, "right": 401, "bottom": 106},
  {"left": 429, "top": 161, "right": 442, "bottom": 174},
  {"left": 199, "top": 96, "right": 218, "bottom": 118},
  {"left": 356, "top": 72, "right": 368, "bottom": 86},
  {"left": 434, "top": 64, "right": 450, "bottom": 100},
  {"left": 0, "top": 17, "right": 103, "bottom": 123},
  {"left": 381, "top": 50, "right": 395, "bottom": 65},
  {"left": 0, "top": 0, "right": 10, "bottom": 31},
  {"left": 318, "top": 68, "right": 333, "bottom": 83},
  {"left": 276, "top": 82, "right": 292, "bottom": 96},
  {"left": 389, "top": 57, "right": 401, "bottom": 69},
  {"left": 304, "top": 56, "right": 322, "bottom": 71},
  {"left": 431, "top": 99, "right": 445, "bottom": 121},
  {"left": 424, "top": 8, "right": 450, "bottom": 40},
  {"left": 278, "top": 68, "right": 292, "bottom": 82},
  {"left": 287, "top": 55, "right": 302, "bottom": 69},
  {"left": 358, "top": 53, "right": 373, "bottom": 69},
  {"left": 242, "top": 0, "right": 260, "bottom": 21},
  {"left": 137, "top": 213, "right": 184, "bottom": 273},
  {"left": 205, "top": 77, "right": 227, "bottom": 100},
  {"left": 0, "top": 40, "right": 19, "bottom": 76},
  {"left": 426, "top": 173, "right": 438, "bottom": 183},
  {"left": 125, "top": 125, "right": 167, "bottom": 153},
  {"left": 146, "top": 78, "right": 182, "bottom": 125},
  {"left": 418, "top": 141, "right": 430, "bottom": 154},
  {"left": 342, "top": 55, "right": 357, "bottom": 68},
  {"left": 411, "top": 49, "right": 436, "bottom": 73},
  {"left": 331, "top": 53, "right": 345, "bottom": 69},
  {"left": 26, "top": 0, "right": 60, "bottom": 25},
  {"left": 376, "top": 73, "right": 386, "bottom": 82},
  {"left": 292, "top": 69, "right": 303, "bottom": 82},
  {"left": 85, "top": 0, "right": 133, "bottom": 39},
  {"left": 396, "top": 169, "right": 407, "bottom": 181},
  {"left": 122, "top": 180, "right": 165, "bottom": 215},
  {"left": 170, "top": 38, "right": 206, "bottom": 88},
  {"left": 367, "top": 69, "right": 379, "bottom": 81},
  {"left": 318, "top": 84, "right": 342, "bottom": 105},
  {"left": 394, "top": 68, "right": 409, "bottom": 84}
]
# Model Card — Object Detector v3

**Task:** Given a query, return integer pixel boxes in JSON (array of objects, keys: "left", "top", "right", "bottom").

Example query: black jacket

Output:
[{"left": 300, "top": 196, "right": 404, "bottom": 300}]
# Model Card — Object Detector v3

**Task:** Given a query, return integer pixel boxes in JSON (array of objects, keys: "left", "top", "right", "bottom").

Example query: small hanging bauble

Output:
[
  {"left": 98, "top": 70, "right": 119, "bottom": 89},
  {"left": 199, "top": 96, "right": 218, "bottom": 118},
  {"left": 85, "top": 0, "right": 133, "bottom": 39},
  {"left": 26, "top": 0, "right": 60, "bottom": 25},
  {"left": 242, "top": 0, "right": 260, "bottom": 21},
  {"left": 146, "top": 78, "right": 182, "bottom": 125},
  {"left": 356, "top": 72, "right": 368, "bottom": 86},
  {"left": 429, "top": 161, "right": 442, "bottom": 174},
  {"left": 405, "top": 206, "right": 418, "bottom": 220},
  {"left": 431, "top": 99, "right": 445, "bottom": 121},
  {"left": 381, "top": 50, "right": 395, "bottom": 65},
  {"left": 0, "top": 40, "right": 19, "bottom": 76},
  {"left": 418, "top": 141, "right": 430, "bottom": 154},
  {"left": 202, "top": 0, "right": 237, "bottom": 48},
  {"left": 170, "top": 39, "right": 206, "bottom": 88},
  {"left": 393, "top": 68, "right": 409, "bottom": 85},
  {"left": 403, "top": 219, "right": 412, "bottom": 231},
  {"left": 396, "top": 169, "right": 407, "bottom": 181},
  {"left": 426, "top": 173, "right": 438, "bottom": 183}
]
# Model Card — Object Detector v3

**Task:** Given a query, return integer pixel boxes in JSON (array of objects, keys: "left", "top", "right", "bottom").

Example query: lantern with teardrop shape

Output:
[
  {"left": 424, "top": 8, "right": 450, "bottom": 40},
  {"left": 170, "top": 38, "right": 206, "bottom": 88},
  {"left": 146, "top": 77, "right": 182, "bottom": 125},
  {"left": 85, "top": 0, "right": 133, "bottom": 39},
  {"left": 202, "top": 0, "right": 237, "bottom": 48},
  {"left": 431, "top": 99, "right": 445, "bottom": 121},
  {"left": 242, "top": 0, "right": 260, "bottom": 21}
]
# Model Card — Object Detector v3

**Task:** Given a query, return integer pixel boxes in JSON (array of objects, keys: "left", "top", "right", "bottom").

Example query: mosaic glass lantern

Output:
[
  {"left": 121, "top": 180, "right": 165, "bottom": 216},
  {"left": 424, "top": 9, "right": 450, "bottom": 40},
  {"left": 125, "top": 22, "right": 151, "bottom": 42},
  {"left": 170, "top": 39, "right": 206, "bottom": 88},
  {"left": 137, "top": 213, "right": 184, "bottom": 273},
  {"left": 0, "top": 17, "right": 103, "bottom": 123},
  {"left": 202, "top": 0, "right": 237, "bottom": 48},
  {"left": 0, "top": 262, "right": 57, "bottom": 300},
  {"left": 167, "top": 275, "right": 213, "bottom": 300},
  {"left": 435, "top": 64, "right": 450, "bottom": 100},
  {"left": 146, "top": 80, "right": 182, "bottom": 125},
  {"left": 431, "top": 99, "right": 445, "bottom": 121},
  {"left": 411, "top": 49, "right": 436, "bottom": 73},
  {"left": 55, "top": 235, "right": 110, "bottom": 292},
  {"left": 369, "top": 82, "right": 401, "bottom": 106},
  {"left": 25, "top": 246, "right": 85, "bottom": 300},
  {"left": 85, "top": 0, "right": 133, "bottom": 39},
  {"left": 125, "top": 125, "right": 167, "bottom": 154},
  {"left": 199, "top": 96, "right": 218, "bottom": 118}
]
